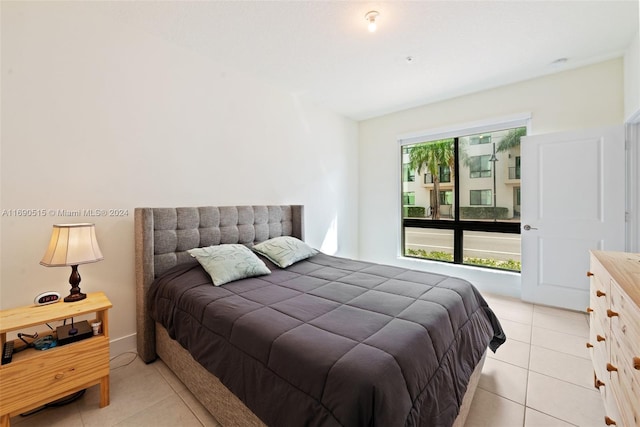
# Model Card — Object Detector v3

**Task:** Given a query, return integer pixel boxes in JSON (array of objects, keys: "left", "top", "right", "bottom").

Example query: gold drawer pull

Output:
[
  {"left": 596, "top": 290, "right": 606, "bottom": 297},
  {"left": 606, "top": 363, "right": 618, "bottom": 372},
  {"left": 633, "top": 357, "right": 640, "bottom": 370},
  {"left": 605, "top": 416, "right": 617, "bottom": 425},
  {"left": 586, "top": 307, "right": 594, "bottom": 313},
  {"left": 595, "top": 379, "right": 605, "bottom": 388},
  {"left": 586, "top": 342, "right": 594, "bottom": 348},
  {"left": 606, "top": 309, "right": 618, "bottom": 318},
  {"left": 597, "top": 335, "right": 606, "bottom": 342},
  {"left": 587, "top": 271, "right": 594, "bottom": 277}
]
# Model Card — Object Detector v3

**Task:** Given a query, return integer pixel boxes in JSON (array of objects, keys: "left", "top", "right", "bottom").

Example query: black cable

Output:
[{"left": 20, "top": 389, "right": 86, "bottom": 417}]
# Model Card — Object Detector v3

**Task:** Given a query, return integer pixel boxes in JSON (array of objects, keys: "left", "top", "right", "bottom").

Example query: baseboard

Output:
[{"left": 109, "top": 333, "right": 136, "bottom": 357}]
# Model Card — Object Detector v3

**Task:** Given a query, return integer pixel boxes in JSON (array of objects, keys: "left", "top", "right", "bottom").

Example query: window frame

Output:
[
  {"left": 439, "top": 190, "right": 453, "bottom": 206},
  {"left": 470, "top": 189, "right": 492, "bottom": 206},
  {"left": 470, "top": 135, "right": 491, "bottom": 145},
  {"left": 469, "top": 155, "right": 492, "bottom": 178},
  {"left": 402, "top": 191, "right": 415, "bottom": 205},
  {"left": 397, "top": 114, "right": 530, "bottom": 268}
]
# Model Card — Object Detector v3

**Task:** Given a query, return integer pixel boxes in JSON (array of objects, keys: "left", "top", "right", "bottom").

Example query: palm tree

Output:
[
  {"left": 459, "top": 127, "right": 526, "bottom": 167},
  {"left": 408, "top": 139, "right": 454, "bottom": 219},
  {"left": 496, "top": 127, "right": 526, "bottom": 152}
]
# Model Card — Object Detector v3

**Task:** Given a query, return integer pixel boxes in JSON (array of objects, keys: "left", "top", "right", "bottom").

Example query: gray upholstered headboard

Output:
[{"left": 135, "top": 205, "right": 304, "bottom": 362}]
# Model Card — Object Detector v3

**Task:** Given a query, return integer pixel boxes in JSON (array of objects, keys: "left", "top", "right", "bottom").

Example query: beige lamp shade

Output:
[{"left": 40, "top": 223, "right": 104, "bottom": 267}]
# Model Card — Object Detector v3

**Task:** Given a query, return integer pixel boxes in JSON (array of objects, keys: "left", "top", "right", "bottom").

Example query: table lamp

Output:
[{"left": 40, "top": 223, "right": 104, "bottom": 302}]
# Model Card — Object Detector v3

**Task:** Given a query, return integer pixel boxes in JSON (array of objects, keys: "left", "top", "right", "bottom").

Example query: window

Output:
[
  {"left": 470, "top": 135, "right": 491, "bottom": 145},
  {"left": 469, "top": 155, "right": 492, "bottom": 178},
  {"left": 403, "top": 164, "right": 415, "bottom": 182},
  {"left": 439, "top": 166, "right": 451, "bottom": 183},
  {"left": 440, "top": 190, "right": 453, "bottom": 205},
  {"left": 402, "top": 192, "right": 415, "bottom": 205},
  {"left": 402, "top": 147, "right": 415, "bottom": 182},
  {"left": 400, "top": 123, "right": 526, "bottom": 272},
  {"left": 470, "top": 189, "right": 492, "bottom": 205},
  {"left": 424, "top": 166, "right": 451, "bottom": 184}
]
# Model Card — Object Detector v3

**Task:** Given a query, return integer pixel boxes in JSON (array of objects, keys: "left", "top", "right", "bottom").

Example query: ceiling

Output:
[{"left": 111, "top": 1, "right": 639, "bottom": 121}]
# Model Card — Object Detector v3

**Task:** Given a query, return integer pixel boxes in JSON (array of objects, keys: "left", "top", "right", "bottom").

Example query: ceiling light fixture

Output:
[{"left": 365, "top": 11, "right": 379, "bottom": 32}]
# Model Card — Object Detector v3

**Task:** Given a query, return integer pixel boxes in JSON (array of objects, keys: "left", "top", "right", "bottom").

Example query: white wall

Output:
[
  {"left": 625, "top": 33, "right": 640, "bottom": 122},
  {"left": 358, "top": 59, "right": 624, "bottom": 298},
  {"left": 624, "top": 19, "right": 640, "bottom": 253},
  {"left": 0, "top": 2, "right": 358, "bottom": 350},
  {"left": 623, "top": 1, "right": 639, "bottom": 122}
]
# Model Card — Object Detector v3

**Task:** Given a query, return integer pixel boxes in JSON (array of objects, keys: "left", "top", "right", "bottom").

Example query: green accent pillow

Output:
[
  {"left": 252, "top": 236, "right": 318, "bottom": 268},
  {"left": 188, "top": 244, "right": 271, "bottom": 286}
]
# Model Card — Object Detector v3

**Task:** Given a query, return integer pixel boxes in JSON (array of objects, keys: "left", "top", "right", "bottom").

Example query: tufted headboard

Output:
[{"left": 135, "top": 205, "right": 304, "bottom": 362}]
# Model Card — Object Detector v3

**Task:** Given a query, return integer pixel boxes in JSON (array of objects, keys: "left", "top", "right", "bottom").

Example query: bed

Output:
[{"left": 135, "top": 205, "right": 505, "bottom": 427}]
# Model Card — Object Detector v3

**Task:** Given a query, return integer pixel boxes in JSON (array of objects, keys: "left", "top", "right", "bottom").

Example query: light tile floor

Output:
[{"left": 10, "top": 293, "right": 604, "bottom": 427}]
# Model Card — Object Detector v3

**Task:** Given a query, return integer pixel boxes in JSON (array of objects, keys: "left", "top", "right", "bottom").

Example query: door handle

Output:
[{"left": 523, "top": 224, "right": 538, "bottom": 231}]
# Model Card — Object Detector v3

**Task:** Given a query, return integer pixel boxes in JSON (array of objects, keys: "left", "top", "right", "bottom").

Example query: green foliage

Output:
[
  {"left": 496, "top": 127, "right": 526, "bottom": 152},
  {"left": 408, "top": 139, "right": 454, "bottom": 177},
  {"left": 460, "top": 206, "right": 510, "bottom": 219},
  {"left": 406, "top": 206, "right": 426, "bottom": 217},
  {"left": 406, "top": 249, "right": 453, "bottom": 261},
  {"left": 408, "top": 139, "right": 454, "bottom": 219},
  {"left": 464, "top": 257, "right": 521, "bottom": 271},
  {"left": 405, "top": 248, "right": 521, "bottom": 272}
]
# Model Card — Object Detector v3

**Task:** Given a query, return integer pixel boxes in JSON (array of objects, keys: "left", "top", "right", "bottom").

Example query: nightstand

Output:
[{"left": 0, "top": 292, "right": 112, "bottom": 427}]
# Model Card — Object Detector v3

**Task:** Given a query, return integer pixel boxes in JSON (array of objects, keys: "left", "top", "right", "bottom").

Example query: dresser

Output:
[{"left": 587, "top": 251, "right": 640, "bottom": 427}]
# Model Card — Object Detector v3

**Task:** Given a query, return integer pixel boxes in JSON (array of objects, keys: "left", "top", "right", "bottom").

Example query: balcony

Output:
[
  {"left": 423, "top": 173, "right": 454, "bottom": 189},
  {"left": 506, "top": 166, "right": 520, "bottom": 185}
]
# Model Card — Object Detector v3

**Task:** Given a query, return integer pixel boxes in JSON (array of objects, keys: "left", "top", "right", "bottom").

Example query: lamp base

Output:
[
  {"left": 64, "top": 265, "right": 86, "bottom": 303},
  {"left": 64, "top": 292, "right": 86, "bottom": 303}
]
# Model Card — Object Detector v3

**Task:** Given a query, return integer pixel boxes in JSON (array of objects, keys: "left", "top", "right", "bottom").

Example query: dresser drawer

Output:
[
  {"left": 589, "top": 293, "right": 610, "bottom": 334},
  {"left": 0, "top": 337, "right": 109, "bottom": 415},
  {"left": 589, "top": 264, "right": 611, "bottom": 331},
  {"left": 589, "top": 251, "right": 640, "bottom": 427},
  {"left": 609, "top": 277, "right": 640, "bottom": 427},
  {"left": 599, "top": 383, "right": 624, "bottom": 427},
  {"left": 610, "top": 282, "right": 640, "bottom": 352},
  {"left": 589, "top": 317, "right": 609, "bottom": 384},
  {"left": 610, "top": 341, "right": 640, "bottom": 426},
  {"left": 589, "top": 255, "right": 612, "bottom": 297}
]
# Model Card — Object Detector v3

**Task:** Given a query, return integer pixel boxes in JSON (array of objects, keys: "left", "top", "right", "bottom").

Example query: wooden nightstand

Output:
[{"left": 0, "top": 292, "right": 112, "bottom": 427}]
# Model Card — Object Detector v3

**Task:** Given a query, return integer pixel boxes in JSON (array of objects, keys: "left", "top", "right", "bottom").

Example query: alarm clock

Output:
[{"left": 34, "top": 291, "right": 61, "bottom": 306}]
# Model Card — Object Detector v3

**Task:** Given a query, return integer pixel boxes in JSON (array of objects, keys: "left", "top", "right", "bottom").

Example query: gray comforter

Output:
[{"left": 149, "top": 253, "right": 505, "bottom": 427}]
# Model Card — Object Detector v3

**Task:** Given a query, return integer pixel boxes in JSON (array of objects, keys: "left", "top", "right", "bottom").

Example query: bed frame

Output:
[{"left": 135, "top": 205, "right": 484, "bottom": 426}]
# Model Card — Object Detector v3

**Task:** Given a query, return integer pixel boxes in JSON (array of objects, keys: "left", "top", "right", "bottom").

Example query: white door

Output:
[{"left": 521, "top": 125, "right": 625, "bottom": 311}]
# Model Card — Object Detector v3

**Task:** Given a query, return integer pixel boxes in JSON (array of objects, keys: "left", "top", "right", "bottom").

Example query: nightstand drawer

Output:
[{"left": 0, "top": 337, "right": 109, "bottom": 415}]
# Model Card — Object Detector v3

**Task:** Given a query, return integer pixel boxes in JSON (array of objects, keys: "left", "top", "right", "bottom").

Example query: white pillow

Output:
[
  {"left": 252, "top": 236, "right": 318, "bottom": 268},
  {"left": 188, "top": 244, "right": 270, "bottom": 286}
]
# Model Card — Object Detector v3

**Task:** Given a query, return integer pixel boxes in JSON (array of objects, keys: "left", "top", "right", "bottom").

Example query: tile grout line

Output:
[{"left": 521, "top": 307, "right": 534, "bottom": 427}]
